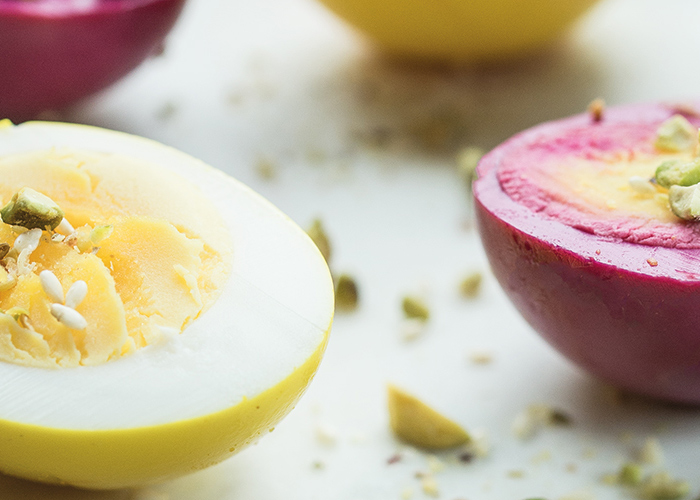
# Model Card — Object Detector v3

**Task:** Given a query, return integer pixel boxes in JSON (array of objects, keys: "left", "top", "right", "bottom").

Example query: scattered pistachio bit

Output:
[
  {"left": 55, "top": 217, "right": 74, "bottom": 236},
  {"left": 306, "top": 219, "right": 331, "bottom": 263},
  {"left": 459, "top": 271, "right": 483, "bottom": 298},
  {"left": 588, "top": 97, "right": 606, "bottom": 122},
  {"left": 255, "top": 157, "right": 278, "bottom": 180},
  {"left": 468, "top": 351, "right": 493, "bottom": 365},
  {"left": 315, "top": 422, "right": 338, "bottom": 446},
  {"left": 629, "top": 176, "right": 657, "bottom": 195},
  {"left": 426, "top": 455, "right": 445, "bottom": 474},
  {"left": 512, "top": 405, "right": 572, "bottom": 440},
  {"left": 0, "top": 243, "right": 9, "bottom": 261},
  {"left": 0, "top": 188, "right": 64, "bottom": 230},
  {"left": 50, "top": 303, "right": 87, "bottom": 330},
  {"left": 420, "top": 475, "right": 439, "bottom": 498},
  {"left": 39, "top": 270, "right": 64, "bottom": 304},
  {"left": 334, "top": 274, "right": 359, "bottom": 311},
  {"left": 639, "top": 471, "right": 689, "bottom": 500},
  {"left": 311, "top": 460, "right": 325, "bottom": 470},
  {"left": 668, "top": 184, "right": 700, "bottom": 220},
  {"left": 456, "top": 146, "right": 485, "bottom": 187},
  {"left": 638, "top": 437, "right": 665, "bottom": 465},
  {"left": 655, "top": 158, "right": 700, "bottom": 188},
  {"left": 64, "top": 280, "right": 88, "bottom": 310},
  {"left": 654, "top": 115, "right": 698, "bottom": 152},
  {"left": 387, "top": 384, "right": 470, "bottom": 450},
  {"left": 507, "top": 469, "right": 526, "bottom": 479},
  {"left": 399, "top": 318, "right": 427, "bottom": 342},
  {"left": 5, "top": 306, "right": 30, "bottom": 328},
  {"left": 618, "top": 462, "right": 644, "bottom": 486},
  {"left": 402, "top": 296, "right": 430, "bottom": 322},
  {"left": 90, "top": 225, "right": 113, "bottom": 246}
]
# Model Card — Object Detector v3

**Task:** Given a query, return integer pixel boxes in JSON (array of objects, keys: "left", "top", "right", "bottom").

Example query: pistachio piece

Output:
[
  {"left": 402, "top": 296, "right": 430, "bottom": 321},
  {"left": 655, "top": 158, "right": 700, "bottom": 188},
  {"left": 459, "top": 271, "right": 483, "bottom": 298},
  {"left": 0, "top": 187, "right": 64, "bottom": 230},
  {"left": 306, "top": 219, "right": 331, "bottom": 263},
  {"left": 5, "top": 306, "right": 31, "bottom": 329},
  {"left": 654, "top": 114, "right": 697, "bottom": 152},
  {"left": 668, "top": 184, "right": 700, "bottom": 220},
  {"left": 618, "top": 462, "right": 643, "bottom": 486},
  {"left": 0, "top": 243, "right": 9, "bottom": 261},
  {"left": 639, "top": 471, "right": 689, "bottom": 500},
  {"left": 387, "top": 384, "right": 470, "bottom": 450},
  {"left": 90, "top": 224, "right": 114, "bottom": 246},
  {"left": 334, "top": 274, "right": 358, "bottom": 312},
  {"left": 456, "top": 146, "right": 484, "bottom": 187}
]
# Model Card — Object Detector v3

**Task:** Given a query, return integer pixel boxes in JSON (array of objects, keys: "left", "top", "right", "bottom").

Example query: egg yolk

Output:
[{"left": 0, "top": 149, "right": 231, "bottom": 368}]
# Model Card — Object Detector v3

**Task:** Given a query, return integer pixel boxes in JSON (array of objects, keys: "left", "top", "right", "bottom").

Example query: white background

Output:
[{"left": 2, "top": 0, "right": 700, "bottom": 499}]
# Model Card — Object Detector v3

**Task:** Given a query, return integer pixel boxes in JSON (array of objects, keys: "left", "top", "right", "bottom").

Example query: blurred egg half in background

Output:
[
  {"left": 0, "top": 0, "right": 186, "bottom": 121},
  {"left": 313, "top": 0, "right": 600, "bottom": 63}
]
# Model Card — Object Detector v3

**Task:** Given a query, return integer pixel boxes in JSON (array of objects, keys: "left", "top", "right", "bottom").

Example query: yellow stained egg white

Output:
[{"left": 0, "top": 121, "right": 334, "bottom": 489}]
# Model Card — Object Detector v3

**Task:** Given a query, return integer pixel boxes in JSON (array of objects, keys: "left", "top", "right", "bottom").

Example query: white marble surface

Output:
[{"left": 2, "top": 0, "right": 700, "bottom": 499}]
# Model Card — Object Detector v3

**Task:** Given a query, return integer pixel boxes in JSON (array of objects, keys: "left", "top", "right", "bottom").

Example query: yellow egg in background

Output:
[{"left": 315, "top": 0, "right": 601, "bottom": 63}]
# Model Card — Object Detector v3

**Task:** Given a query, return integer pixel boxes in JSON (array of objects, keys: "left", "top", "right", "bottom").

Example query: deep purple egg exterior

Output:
[
  {"left": 0, "top": 0, "right": 186, "bottom": 120},
  {"left": 474, "top": 102, "right": 700, "bottom": 404}
]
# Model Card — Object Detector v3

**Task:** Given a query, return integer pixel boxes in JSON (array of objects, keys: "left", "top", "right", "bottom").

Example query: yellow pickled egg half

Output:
[{"left": 0, "top": 120, "right": 334, "bottom": 489}]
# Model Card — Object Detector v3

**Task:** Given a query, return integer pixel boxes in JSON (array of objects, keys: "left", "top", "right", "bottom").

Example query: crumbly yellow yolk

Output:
[
  {"left": 554, "top": 151, "right": 695, "bottom": 222},
  {"left": 0, "top": 149, "right": 232, "bottom": 368}
]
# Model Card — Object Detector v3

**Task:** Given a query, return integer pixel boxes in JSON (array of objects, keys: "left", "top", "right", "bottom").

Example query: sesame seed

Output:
[
  {"left": 50, "top": 303, "right": 87, "bottom": 330},
  {"left": 64, "top": 280, "right": 88, "bottom": 309},
  {"left": 39, "top": 270, "right": 64, "bottom": 304}
]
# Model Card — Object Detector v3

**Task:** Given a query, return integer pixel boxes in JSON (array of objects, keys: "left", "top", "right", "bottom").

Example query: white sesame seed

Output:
[
  {"left": 55, "top": 218, "right": 74, "bottom": 235},
  {"left": 64, "top": 280, "right": 87, "bottom": 309},
  {"left": 50, "top": 303, "right": 87, "bottom": 330},
  {"left": 40, "top": 270, "right": 64, "bottom": 304},
  {"left": 629, "top": 176, "right": 656, "bottom": 195},
  {"left": 13, "top": 228, "right": 42, "bottom": 255}
]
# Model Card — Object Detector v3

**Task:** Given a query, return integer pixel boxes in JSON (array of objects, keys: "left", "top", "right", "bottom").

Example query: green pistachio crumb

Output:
[
  {"left": 90, "top": 225, "right": 114, "bottom": 246},
  {"left": 668, "top": 184, "right": 700, "bottom": 220},
  {"left": 334, "top": 274, "right": 359, "bottom": 312},
  {"left": 0, "top": 188, "right": 64, "bottom": 231},
  {"left": 402, "top": 296, "right": 430, "bottom": 322},
  {"left": 618, "top": 462, "right": 643, "bottom": 486},
  {"left": 655, "top": 158, "right": 700, "bottom": 188},
  {"left": 307, "top": 219, "right": 331, "bottom": 263},
  {"left": 0, "top": 243, "right": 9, "bottom": 261},
  {"left": 639, "top": 471, "right": 689, "bottom": 500},
  {"left": 548, "top": 409, "right": 573, "bottom": 426},
  {"left": 5, "top": 306, "right": 30, "bottom": 328},
  {"left": 459, "top": 271, "right": 483, "bottom": 298},
  {"left": 654, "top": 115, "right": 698, "bottom": 152},
  {"left": 456, "top": 147, "right": 485, "bottom": 187}
]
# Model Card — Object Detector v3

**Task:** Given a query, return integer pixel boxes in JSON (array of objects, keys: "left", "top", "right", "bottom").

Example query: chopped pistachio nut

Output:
[
  {"left": 512, "top": 404, "right": 573, "bottom": 440},
  {"left": 0, "top": 243, "right": 9, "bottom": 261},
  {"left": 668, "top": 184, "right": 700, "bottom": 220},
  {"left": 639, "top": 471, "right": 690, "bottom": 500},
  {"left": 387, "top": 384, "right": 470, "bottom": 450},
  {"left": 638, "top": 437, "right": 665, "bottom": 465},
  {"left": 618, "top": 462, "right": 644, "bottom": 486},
  {"left": 420, "top": 475, "right": 439, "bottom": 498},
  {"left": 459, "top": 271, "right": 483, "bottom": 298},
  {"left": 654, "top": 115, "right": 698, "bottom": 152},
  {"left": 456, "top": 146, "right": 485, "bottom": 187},
  {"left": 655, "top": 158, "right": 700, "bottom": 188},
  {"left": 5, "top": 307, "right": 30, "bottom": 328},
  {"left": 90, "top": 224, "right": 114, "bottom": 246},
  {"left": 589, "top": 97, "right": 606, "bottom": 122},
  {"left": 306, "top": 219, "right": 331, "bottom": 263},
  {"left": 402, "top": 296, "right": 430, "bottom": 321},
  {"left": 334, "top": 274, "right": 358, "bottom": 311},
  {"left": 0, "top": 187, "right": 64, "bottom": 230}
]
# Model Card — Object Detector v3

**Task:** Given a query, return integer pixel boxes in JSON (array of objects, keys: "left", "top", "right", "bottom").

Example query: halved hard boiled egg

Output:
[{"left": 0, "top": 120, "right": 334, "bottom": 488}]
